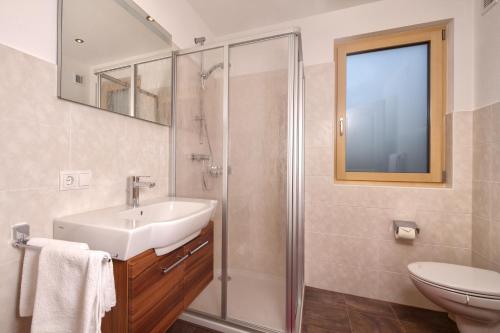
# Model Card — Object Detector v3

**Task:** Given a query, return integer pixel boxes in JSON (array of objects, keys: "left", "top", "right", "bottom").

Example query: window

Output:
[{"left": 335, "top": 26, "right": 446, "bottom": 183}]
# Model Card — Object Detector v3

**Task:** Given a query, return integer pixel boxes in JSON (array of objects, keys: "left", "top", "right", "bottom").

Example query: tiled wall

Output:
[
  {"left": 471, "top": 102, "right": 500, "bottom": 273},
  {"left": 0, "top": 44, "right": 169, "bottom": 331},
  {"left": 304, "top": 63, "right": 473, "bottom": 309}
]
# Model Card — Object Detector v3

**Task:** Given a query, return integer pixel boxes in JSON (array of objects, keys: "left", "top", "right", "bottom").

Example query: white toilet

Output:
[{"left": 408, "top": 262, "right": 500, "bottom": 333}]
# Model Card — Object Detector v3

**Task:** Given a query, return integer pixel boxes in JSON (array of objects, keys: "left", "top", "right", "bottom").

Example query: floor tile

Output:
[
  {"left": 302, "top": 287, "right": 460, "bottom": 333},
  {"left": 302, "top": 300, "right": 351, "bottom": 332},
  {"left": 391, "top": 303, "right": 459, "bottom": 333},
  {"left": 399, "top": 320, "right": 460, "bottom": 333},
  {"left": 345, "top": 294, "right": 396, "bottom": 319},
  {"left": 348, "top": 310, "right": 404, "bottom": 333},
  {"left": 305, "top": 286, "right": 346, "bottom": 308},
  {"left": 302, "top": 323, "right": 351, "bottom": 333},
  {"left": 166, "top": 320, "right": 220, "bottom": 333}
]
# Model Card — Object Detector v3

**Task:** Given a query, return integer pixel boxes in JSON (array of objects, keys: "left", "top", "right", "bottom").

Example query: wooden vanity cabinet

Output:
[{"left": 102, "top": 222, "right": 214, "bottom": 333}]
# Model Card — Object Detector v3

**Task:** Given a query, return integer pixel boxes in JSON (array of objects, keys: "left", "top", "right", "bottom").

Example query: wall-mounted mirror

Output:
[{"left": 58, "top": 0, "right": 173, "bottom": 125}]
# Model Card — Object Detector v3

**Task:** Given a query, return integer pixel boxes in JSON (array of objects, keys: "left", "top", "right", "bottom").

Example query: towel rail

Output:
[
  {"left": 11, "top": 223, "right": 112, "bottom": 263},
  {"left": 13, "top": 240, "right": 112, "bottom": 263}
]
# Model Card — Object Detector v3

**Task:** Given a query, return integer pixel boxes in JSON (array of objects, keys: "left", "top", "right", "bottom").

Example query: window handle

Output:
[{"left": 339, "top": 117, "right": 344, "bottom": 136}]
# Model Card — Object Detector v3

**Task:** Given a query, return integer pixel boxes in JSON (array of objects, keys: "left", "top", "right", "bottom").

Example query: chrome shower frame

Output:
[{"left": 169, "top": 27, "right": 305, "bottom": 333}]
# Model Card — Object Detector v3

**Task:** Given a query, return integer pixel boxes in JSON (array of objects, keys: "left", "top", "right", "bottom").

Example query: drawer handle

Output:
[
  {"left": 161, "top": 254, "right": 189, "bottom": 274},
  {"left": 189, "top": 240, "right": 209, "bottom": 255}
]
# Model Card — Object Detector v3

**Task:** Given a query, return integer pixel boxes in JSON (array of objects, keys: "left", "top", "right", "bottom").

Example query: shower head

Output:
[{"left": 201, "top": 62, "right": 224, "bottom": 80}]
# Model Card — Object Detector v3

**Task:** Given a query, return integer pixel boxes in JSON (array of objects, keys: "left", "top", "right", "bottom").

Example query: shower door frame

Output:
[{"left": 169, "top": 27, "right": 304, "bottom": 333}]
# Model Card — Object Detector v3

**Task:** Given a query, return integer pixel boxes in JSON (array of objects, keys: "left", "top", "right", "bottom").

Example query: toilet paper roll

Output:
[{"left": 395, "top": 227, "right": 416, "bottom": 240}]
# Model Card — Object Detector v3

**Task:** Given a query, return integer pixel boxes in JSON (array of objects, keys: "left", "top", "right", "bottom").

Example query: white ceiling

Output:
[{"left": 186, "top": 0, "right": 381, "bottom": 36}]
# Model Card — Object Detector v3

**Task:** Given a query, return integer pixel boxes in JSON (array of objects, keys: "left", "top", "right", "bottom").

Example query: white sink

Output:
[{"left": 54, "top": 197, "right": 217, "bottom": 260}]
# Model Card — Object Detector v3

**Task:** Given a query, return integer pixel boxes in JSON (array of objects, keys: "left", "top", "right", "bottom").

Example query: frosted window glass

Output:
[{"left": 345, "top": 43, "right": 429, "bottom": 173}]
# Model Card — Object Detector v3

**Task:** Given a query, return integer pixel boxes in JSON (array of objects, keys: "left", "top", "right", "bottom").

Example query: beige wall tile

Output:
[
  {"left": 473, "top": 143, "right": 492, "bottom": 182},
  {"left": 472, "top": 181, "right": 491, "bottom": 219},
  {"left": 491, "top": 182, "right": 500, "bottom": 223},
  {"left": 491, "top": 144, "right": 500, "bottom": 183},
  {"left": 0, "top": 44, "right": 69, "bottom": 128},
  {"left": 377, "top": 271, "right": 440, "bottom": 310},
  {"left": 307, "top": 231, "right": 379, "bottom": 270},
  {"left": 453, "top": 144, "right": 473, "bottom": 183},
  {"left": 491, "top": 102, "right": 500, "bottom": 143},
  {"left": 489, "top": 221, "right": 500, "bottom": 266},
  {"left": 471, "top": 251, "right": 491, "bottom": 269},
  {"left": 304, "top": 63, "right": 334, "bottom": 124},
  {"left": 378, "top": 241, "right": 469, "bottom": 274},
  {"left": 0, "top": 121, "right": 70, "bottom": 191},
  {"left": 0, "top": 260, "right": 30, "bottom": 332},
  {"left": 305, "top": 120, "right": 333, "bottom": 148},
  {"left": 472, "top": 215, "right": 490, "bottom": 259},
  {"left": 305, "top": 147, "right": 333, "bottom": 176},
  {"left": 415, "top": 211, "right": 471, "bottom": 248},
  {"left": 307, "top": 261, "right": 379, "bottom": 299},
  {"left": 1, "top": 43, "right": 169, "bottom": 330},
  {"left": 469, "top": 103, "right": 500, "bottom": 270},
  {"left": 473, "top": 106, "right": 493, "bottom": 144},
  {"left": 453, "top": 111, "right": 473, "bottom": 150}
]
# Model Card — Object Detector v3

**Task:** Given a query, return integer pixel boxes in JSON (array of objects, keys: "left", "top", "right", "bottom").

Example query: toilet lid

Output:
[{"left": 408, "top": 262, "right": 500, "bottom": 298}]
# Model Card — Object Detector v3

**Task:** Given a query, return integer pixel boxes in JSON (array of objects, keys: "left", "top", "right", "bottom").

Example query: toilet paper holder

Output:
[{"left": 393, "top": 220, "right": 420, "bottom": 236}]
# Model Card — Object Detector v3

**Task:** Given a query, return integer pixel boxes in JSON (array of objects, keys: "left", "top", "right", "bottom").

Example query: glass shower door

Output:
[
  {"left": 173, "top": 30, "right": 304, "bottom": 333},
  {"left": 226, "top": 36, "right": 290, "bottom": 332},
  {"left": 174, "top": 47, "right": 225, "bottom": 318}
]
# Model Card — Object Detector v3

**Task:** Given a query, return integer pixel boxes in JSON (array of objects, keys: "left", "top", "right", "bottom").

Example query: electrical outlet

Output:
[{"left": 59, "top": 170, "right": 92, "bottom": 190}]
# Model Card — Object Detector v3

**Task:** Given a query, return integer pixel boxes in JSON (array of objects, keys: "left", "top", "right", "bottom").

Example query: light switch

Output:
[
  {"left": 60, "top": 170, "right": 92, "bottom": 190},
  {"left": 79, "top": 172, "right": 91, "bottom": 188}
]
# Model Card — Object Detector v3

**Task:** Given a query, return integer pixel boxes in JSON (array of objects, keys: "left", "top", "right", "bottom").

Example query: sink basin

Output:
[{"left": 54, "top": 197, "right": 217, "bottom": 260}]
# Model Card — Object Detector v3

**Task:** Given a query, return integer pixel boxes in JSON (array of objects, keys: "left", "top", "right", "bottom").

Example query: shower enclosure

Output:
[{"left": 170, "top": 28, "right": 304, "bottom": 333}]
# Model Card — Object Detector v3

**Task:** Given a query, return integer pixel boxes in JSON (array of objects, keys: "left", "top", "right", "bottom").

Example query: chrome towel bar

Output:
[{"left": 11, "top": 223, "right": 112, "bottom": 263}]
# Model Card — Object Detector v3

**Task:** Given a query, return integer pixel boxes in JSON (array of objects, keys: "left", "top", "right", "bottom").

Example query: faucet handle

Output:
[
  {"left": 129, "top": 175, "right": 150, "bottom": 181},
  {"left": 130, "top": 176, "right": 156, "bottom": 188}
]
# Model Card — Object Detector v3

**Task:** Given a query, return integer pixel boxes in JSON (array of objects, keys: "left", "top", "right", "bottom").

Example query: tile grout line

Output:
[
  {"left": 343, "top": 293, "right": 355, "bottom": 333},
  {"left": 389, "top": 302, "right": 407, "bottom": 333}
]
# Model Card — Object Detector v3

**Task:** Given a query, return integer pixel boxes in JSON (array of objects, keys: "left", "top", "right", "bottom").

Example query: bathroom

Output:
[{"left": 1, "top": 0, "right": 499, "bottom": 332}]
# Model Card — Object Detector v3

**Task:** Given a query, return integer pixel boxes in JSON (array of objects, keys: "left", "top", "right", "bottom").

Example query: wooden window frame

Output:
[{"left": 335, "top": 25, "right": 446, "bottom": 183}]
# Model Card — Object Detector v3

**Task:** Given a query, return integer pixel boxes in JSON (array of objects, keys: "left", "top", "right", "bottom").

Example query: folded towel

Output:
[
  {"left": 30, "top": 244, "right": 116, "bottom": 333},
  {"left": 19, "top": 238, "right": 89, "bottom": 317}
]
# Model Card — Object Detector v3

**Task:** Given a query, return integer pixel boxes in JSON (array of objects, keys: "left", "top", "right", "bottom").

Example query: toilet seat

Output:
[{"left": 408, "top": 262, "right": 500, "bottom": 310}]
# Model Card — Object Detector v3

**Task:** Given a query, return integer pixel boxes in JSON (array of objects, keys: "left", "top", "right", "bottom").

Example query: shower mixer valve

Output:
[{"left": 207, "top": 164, "right": 223, "bottom": 176}]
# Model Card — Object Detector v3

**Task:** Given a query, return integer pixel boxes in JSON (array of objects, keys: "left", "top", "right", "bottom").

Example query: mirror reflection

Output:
[{"left": 58, "top": 0, "right": 173, "bottom": 125}]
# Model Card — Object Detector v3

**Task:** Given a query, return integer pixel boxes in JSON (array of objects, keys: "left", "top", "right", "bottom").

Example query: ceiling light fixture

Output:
[
  {"left": 74, "top": 38, "right": 85, "bottom": 44},
  {"left": 146, "top": 15, "right": 155, "bottom": 22}
]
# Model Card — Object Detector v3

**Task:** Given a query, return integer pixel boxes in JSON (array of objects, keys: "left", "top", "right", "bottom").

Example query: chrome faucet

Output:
[{"left": 127, "top": 176, "right": 156, "bottom": 208}]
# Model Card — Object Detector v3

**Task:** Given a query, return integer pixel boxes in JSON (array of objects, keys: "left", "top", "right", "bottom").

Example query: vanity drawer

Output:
[
  {"left": 129, "top": 247, "right": 184, "bottom": 297},
  {"left": 129, "top": 247, "right": 185, "bottom": 326},
  {"left": 129, "top": 280, "right": 184, "bottom": 333},
  {"left": 183, "top": 223, "right": 214, "bottom": 306}
]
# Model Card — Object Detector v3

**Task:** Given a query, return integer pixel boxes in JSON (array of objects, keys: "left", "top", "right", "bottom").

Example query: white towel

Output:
[
  {"left": 19, "top": 238, "right": 89, "bottom": 317},
  {"left": 30, "top": 244, "right": 116, "bottom": 333}
]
